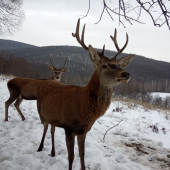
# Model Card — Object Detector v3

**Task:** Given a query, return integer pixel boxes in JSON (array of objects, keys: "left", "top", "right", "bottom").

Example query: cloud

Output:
[{"left": 2, "top": 0, "right": 170, "bottom": 62}]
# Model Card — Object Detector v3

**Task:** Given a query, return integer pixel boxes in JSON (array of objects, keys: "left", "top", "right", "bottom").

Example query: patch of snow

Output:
[
  {"left": 0, "top": 75, "right": 170, "bottom": 170},
  {"left": 0, "top": 75, "right": 12, "bottom": 82},
  {"left": 151, "top": 92, "right": 170, "bottom": 98}
]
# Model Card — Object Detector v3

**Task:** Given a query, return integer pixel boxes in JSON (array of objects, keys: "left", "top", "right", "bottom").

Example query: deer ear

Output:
[
  {"left": 117, "top": 54, "right": 135, "bottom": 68},
  {"left": 88, "top": 45, "right": 101, "bottom": 69},
  {"left": 48, "top": 65, "right": 55, "bottom": 71},
  {"left": 61, "top": 67, "right": 68, "bottom": 73}
]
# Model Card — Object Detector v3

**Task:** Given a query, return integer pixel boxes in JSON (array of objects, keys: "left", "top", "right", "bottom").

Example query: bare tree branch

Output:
[
  {"left": 95, "top": 0, "right": 107, "bottom": 24},
  {"left": 82, "top": 0, "right": 170, "bottom": 30},
  {"left": 0, "top": 0, "right": 25, "bottom": 35},
  {"left": 81, "top": 0, "right": 91, "bottom": 19},
  {"left": 157, "top": 0, "right": 170, "bottom": 29}
]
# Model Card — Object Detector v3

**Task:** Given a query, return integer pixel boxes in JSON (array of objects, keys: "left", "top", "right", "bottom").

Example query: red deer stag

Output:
[
  {"left": 5, "top": 55, "right": 68, "bottom": 122},
  {"left": 36, "top": 18, "right": 135, "bottom": 170}
]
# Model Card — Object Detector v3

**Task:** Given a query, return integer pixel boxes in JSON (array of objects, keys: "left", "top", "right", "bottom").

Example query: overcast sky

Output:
[{"left": 2, "top": 0, "right": 170, "bottom": 62}]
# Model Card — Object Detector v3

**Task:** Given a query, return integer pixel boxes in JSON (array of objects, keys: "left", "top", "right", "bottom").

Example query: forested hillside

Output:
[
  {"left": 2, "top": 45, "right": 170, "bottom": 81},
  {"left": 1, "top": 39, "right": 170, "bottom": 95}
]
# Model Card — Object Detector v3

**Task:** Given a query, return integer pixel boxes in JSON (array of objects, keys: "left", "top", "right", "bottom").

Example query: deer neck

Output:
[{"left": 85, "top": 71, "right": 113, "bottom": 119}]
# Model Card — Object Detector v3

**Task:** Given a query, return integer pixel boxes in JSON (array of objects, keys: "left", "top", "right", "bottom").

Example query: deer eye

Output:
[{"left": 102, "top": 65, "right": 107, "bottom": 69}]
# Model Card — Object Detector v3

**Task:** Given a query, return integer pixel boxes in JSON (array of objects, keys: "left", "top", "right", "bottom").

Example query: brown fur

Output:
[
  {"left": 5, "top": 60, "right": 68, "bottom": 157},
  {"left": 38, "top": 72, "right": 112, "bottom": 135},
  {"left": 5, "top": 19, "right": 135, "bottom": 170},
  {"left": 7, "top": 78, "right": 44, "bottom": 100},
  {"left": 35, "top": 20, "right": 135, "bottom": 169},
  {"left": 5, "top": 58, "right": 68, "bottom": 122},
  {"left": 36, "top": 49, "right": 134, "bottom": 169},
  {"left": 5, "top": 78, "right": 46, "bottom": 121}
]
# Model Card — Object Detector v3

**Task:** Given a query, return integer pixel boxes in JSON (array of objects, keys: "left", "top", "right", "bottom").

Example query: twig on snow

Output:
[{"left": 103, "top": 120, "right": 123, "bottom": 140}]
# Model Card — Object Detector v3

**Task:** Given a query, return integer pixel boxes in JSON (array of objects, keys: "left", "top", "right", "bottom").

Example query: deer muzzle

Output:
[{"left": 122, "top": 72, "right": 130, "bottom": 80}]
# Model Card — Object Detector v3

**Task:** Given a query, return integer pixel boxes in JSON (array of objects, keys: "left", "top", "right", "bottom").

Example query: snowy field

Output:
[{"left": 0, "top": 75, "right": 170, "bottom": 170}]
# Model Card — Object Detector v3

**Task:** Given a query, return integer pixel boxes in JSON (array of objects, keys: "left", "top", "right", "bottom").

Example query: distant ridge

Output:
[
  {"left": 1, "top": 39, "right": 170, "bottom": 82},
  {"left": 0, "top": 39, "right": 37, "bottom": 50}
]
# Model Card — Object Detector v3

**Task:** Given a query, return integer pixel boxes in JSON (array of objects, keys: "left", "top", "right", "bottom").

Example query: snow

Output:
[
  {"left": 0, "top": 75, "right": 170, "bottom": 170},
  {"left": 151, "top": 92, "right": 170, "bottom": 98}
]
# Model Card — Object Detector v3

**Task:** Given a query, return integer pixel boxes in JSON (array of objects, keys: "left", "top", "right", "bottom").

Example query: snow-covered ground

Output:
[{"left": 0, "top": 75, "right": 170, "bottom": 170}]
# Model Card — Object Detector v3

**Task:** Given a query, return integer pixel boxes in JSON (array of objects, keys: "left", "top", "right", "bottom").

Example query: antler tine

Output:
[
  {"left": 72, "top": 19, "right": 81, "bottom": 44},
  {"left": 98, "top": 44, "right": 105, "bottom": 57},
  {"left": 60, "top": 56, "right": 67, "bottom": 69},
  {"left": 110, "top": 28, "right": 129, "bottom": 60},
  {"left": 120, "top": 33, "right": 128, "bottom": 53},
  {"left": 72, "top": 18, "right": 88, "bottom": 51},
  {"left": 111, "top": 29, "right": 119, "bottom": 52},
  {"left": 49, "top": 54, "right": 56, "bottom": 68},
  {"left": 81, "top": 24, "right": 88, "bottom": 50}
]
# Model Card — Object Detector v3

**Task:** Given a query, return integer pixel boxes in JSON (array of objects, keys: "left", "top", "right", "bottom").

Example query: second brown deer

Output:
[
  {"left": 5, "top": 55, "right": 68, "bottom": 122},
  {"left": 36, "top": 19, "right": 135, "bottom": 170}
]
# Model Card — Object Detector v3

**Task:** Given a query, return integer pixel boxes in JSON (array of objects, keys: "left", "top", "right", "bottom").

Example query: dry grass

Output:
[
  {"left": 0, "top": 74, "right": 15, "bottom": 82},
  {"left": 112, "top": 97, "right": 170, "bottom": 112},
  {"left": 0, "top": 74, "right": 16, "bottom": 78}
]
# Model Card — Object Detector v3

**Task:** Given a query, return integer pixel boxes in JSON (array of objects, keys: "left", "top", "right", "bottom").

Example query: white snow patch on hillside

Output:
[
  {"left": 151, "top": 92, "right": 170, "bottom": 98},
  {"left": 0, "top": 75, "right": 170, "bottom": 170}
]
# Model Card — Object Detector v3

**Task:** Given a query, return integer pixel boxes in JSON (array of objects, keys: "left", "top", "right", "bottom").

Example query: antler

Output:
[
  {"left": 110, "top": 29, "right": 129, "bottom": 60},
  {"left": 49, "top": 54, "right": 56, "bottom": 68},
  {"left": 60, "top": 56, "right": 67, "bottom": 69},
  {"left": 72, "top": 18, "right": 89, "bottom": 51},
  {"left": 49, "top": 54, "right": 67, "bottom": 70},
  {"left": 100, "top": 44, "right": 105, "bottom": 57},
  {"left": 72, "top": 18, "right": 106, "bottom": 58}
]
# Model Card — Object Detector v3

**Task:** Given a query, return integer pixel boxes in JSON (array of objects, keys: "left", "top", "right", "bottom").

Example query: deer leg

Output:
[
  {"left": 5, "top": 92, "right": 20, "bottom": 121},
  {"left": 37, "top": 121, "right": 48, "bottom": 152},
  {"left": 65, "top": 130, "right": 75, "bottom": 170},
  {"left": 14, "top": 96, "right": 25, "bottom": 121},
  {"left": 77, "top": 133, "right": 86, "bottom": 170},
  {"left": 50, "top": 125, "right": 55, "bottom": 157}
]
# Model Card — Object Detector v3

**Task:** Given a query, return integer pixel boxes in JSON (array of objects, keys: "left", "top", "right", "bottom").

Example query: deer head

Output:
[
  {"left": 72, "top": 19, "right": 135, "bottom": 88},
  {"left": 48, "top": 55, "right": 68, "bottom": 81}
]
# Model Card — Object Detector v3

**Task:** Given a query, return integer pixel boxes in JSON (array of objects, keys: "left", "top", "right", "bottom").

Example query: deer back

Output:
[{"left": 7, "top": 77, "right": 46, "bottom": 100}]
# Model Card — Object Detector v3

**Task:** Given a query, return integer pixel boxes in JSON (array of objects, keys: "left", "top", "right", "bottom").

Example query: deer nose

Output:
[
  {"left": 56, "top": 76, "right": 59, "bottom": 79},
  {"left": 122, "top": 72, "right": 130, "bottom": 80}
]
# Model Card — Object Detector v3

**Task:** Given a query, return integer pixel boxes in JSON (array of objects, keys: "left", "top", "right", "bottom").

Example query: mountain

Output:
[
  {"left": 0, "top": 39, "right": 37, "bottom": 50},
  {"left": 1, "top": 39, "right": 170, "bottom": 82}
]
